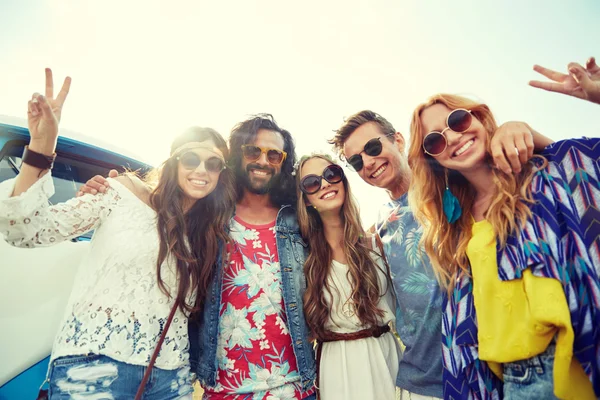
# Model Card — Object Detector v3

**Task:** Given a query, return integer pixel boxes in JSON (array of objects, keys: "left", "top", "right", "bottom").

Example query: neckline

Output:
[
  {"left": 233, "top": 215, "right": 276, "bottom": 230},
  {"left": 331, "top": 259, "right": 348, "bottom": 267}
]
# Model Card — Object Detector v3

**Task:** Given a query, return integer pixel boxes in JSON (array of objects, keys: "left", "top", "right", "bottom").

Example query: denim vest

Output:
[{"left": 188, "top": 205, "right": 316, "bottom": 392}]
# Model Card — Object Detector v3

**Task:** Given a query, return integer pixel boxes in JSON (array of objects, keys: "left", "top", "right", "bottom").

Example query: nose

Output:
[
  {"left": 194, "top": 160, "right": 208, "bottom": 174},
  {"left": 256, "top": 151, "right": 270, "bottom": 166},
  {"left": 320, "top": 179, "right": 332, "bottom": 191},
  {"left": 445, "top": 129, "right": 462, "bottom": 147},
  {"left": 362, "top": 154, "right": 376, "bottom": 171}
]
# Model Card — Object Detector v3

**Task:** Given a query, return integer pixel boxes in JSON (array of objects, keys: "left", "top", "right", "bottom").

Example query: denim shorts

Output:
[
  {"left": 502, "top": 343, "right": 558, "bottom": 400},
  {"left": 48, "top": 354, "right": 194, "bottom": 400}
]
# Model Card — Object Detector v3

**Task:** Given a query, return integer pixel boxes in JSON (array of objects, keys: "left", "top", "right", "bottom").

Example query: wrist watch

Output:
[{"left": 22, "top": 146, "right": 56, "bottom": 170}]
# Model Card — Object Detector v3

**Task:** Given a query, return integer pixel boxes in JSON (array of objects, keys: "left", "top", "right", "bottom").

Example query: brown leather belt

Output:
[{"left": 315, "top": 324, "right": 390, "bottom": 397}]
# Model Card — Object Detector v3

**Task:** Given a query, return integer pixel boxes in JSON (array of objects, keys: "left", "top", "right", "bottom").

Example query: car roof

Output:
[{"left": 0, "top": 115, "right": 153, "bottom": 171}]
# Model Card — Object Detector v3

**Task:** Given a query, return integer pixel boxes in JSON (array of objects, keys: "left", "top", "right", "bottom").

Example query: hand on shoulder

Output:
[{"left": 113, "top": 174, "right": 152, "bottom": 204}]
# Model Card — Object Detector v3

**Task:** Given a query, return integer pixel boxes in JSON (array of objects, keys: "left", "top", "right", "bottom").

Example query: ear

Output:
[{"left": 393, "top": 132, "right": 406, "bottom": 152}]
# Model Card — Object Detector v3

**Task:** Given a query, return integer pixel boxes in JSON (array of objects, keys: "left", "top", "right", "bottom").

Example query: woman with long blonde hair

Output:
[
  {"left": 295, "top": 154, "right": 399, "bottom": 399},
  {"left": 407, "top": 94, "right": 599, "bottom": 400}
]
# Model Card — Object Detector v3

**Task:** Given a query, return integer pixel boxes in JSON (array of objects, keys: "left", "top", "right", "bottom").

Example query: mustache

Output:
[{"left": 245, "top": 163, "right": 275, "bottom": 174}]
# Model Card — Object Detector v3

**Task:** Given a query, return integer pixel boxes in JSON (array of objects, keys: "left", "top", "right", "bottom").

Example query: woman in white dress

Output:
[
  {"left": 295, "top": 154, "right": 400, "bottom": 400},
  {"left": 0, "top": 69, "right": 236, "bottom": 399}
]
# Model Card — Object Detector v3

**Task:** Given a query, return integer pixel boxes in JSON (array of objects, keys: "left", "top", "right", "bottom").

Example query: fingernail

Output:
[
  {"left": 569, "top": 68, "right": 580, "bottom": 82},
  {"left": 91, "top": 189, "right": 97, "bottom": 194}
]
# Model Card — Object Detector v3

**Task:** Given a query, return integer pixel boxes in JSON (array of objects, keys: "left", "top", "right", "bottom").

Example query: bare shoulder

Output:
[{"left": 113, "top": 174, "right": 152, "bottom": 204}]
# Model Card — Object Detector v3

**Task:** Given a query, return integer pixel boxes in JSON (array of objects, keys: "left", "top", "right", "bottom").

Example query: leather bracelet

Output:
[{"left": 22, "top": 146, "right": 56, "bottom": 170}]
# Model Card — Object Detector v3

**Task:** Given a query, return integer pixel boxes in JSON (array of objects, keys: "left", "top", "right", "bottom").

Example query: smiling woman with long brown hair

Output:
[
  {"left": 295, "top": 153, "right": 399, "bottom": 400},
  {"left": 0, "top": 69, "right": 236, "bottom": 399}
]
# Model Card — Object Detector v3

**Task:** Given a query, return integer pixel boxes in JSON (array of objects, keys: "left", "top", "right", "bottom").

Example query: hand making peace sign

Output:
[
  {"left": 529, "top": 57, "right": 600, "bottom": 106},
  {"left": 27, "top": 68, "right": 72, "bottom": 155}
]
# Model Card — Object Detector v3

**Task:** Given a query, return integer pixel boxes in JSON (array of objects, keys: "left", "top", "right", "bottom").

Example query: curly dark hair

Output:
[{"left": 229, "top": 114, "right": 297, "bottom": 207}]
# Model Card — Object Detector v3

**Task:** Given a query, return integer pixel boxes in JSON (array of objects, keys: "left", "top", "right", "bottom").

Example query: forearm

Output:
[
  {"left": 12, "top": 138, "right": 56, "bottom": 197},
  {"left": 528, "top": 125, "right": 554, "bottom": 152},
  {"left": 0, "top": 174, "right": 109, "bottom": 247}
]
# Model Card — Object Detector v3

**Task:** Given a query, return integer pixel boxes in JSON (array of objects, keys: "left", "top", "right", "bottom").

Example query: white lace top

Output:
[{"left": 0, "top": 174, "right": 192, "bottom": 370}]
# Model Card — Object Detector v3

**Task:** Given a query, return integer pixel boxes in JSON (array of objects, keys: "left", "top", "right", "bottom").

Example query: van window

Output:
[{"left": 0, "top": 155, "right": 20, "bottom": 182}]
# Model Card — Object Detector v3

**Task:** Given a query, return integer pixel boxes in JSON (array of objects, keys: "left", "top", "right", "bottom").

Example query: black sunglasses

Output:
[
  {"left": 241, "top": 145, "right": 287, "bottom": 165},
  {"left": 346, "top": 132, "right": 395, "bottom": 172},
  {"left": 177, "top": 152, "right": 226, "bottom": 173},
  {"left": 300, "top": 164, "right": 344, "bottom": 195},
  {"left": 422, "top": 108, "right": 472, "bottom": 156}
]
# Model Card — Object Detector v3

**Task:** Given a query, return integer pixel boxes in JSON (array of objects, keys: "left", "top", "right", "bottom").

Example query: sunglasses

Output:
[
  {"left": 241, "top": 145, "right": 287, "bottom": 165},
  {"left": 346, "top": 132, "right": 395, "bottom": 172},
  {"left": 177, "top": 152, "right": 226, "bottom": 173},
  {"left": 300, "top": 164, "right": 344, "bottom": 195},
  {"left": 422, "top": 108, "right": 472, "bottom": 156}
]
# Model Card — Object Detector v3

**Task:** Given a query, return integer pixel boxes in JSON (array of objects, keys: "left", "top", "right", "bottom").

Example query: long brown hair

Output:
[
  {"left": 296, "top": 154, "right": 390, "bottom": 339},
  {"left": 148, "top": 127, "right": 236, "bottom": 315},
  {"left": 407, "top": 94, "right": 543, "bottom": 292}
]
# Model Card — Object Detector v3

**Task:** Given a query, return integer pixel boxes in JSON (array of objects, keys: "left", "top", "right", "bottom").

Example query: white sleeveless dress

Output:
[{"left": 318, "top": 242, "right": 400, "bottom": 400}]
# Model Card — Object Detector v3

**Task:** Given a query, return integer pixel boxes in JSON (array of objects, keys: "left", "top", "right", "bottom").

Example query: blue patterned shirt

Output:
[
  {"left": 376, "top": 195, "right": 444, "bottom": 398},
  {"left": 442, "top": 138, "right": 600, "bottom": 399}
]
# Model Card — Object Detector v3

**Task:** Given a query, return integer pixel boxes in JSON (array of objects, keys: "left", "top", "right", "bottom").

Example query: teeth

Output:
[
  {"left": 371, "top": 163, "right": 387, "bottom": 178},
  {"left": 454, "top": 139, "right": 474, "bottom": 156},
  {"left": 190, "top": 179, "right": 207, "bottom": 186},
  {"left": 252, "top": 170, "right": 268, "bottom": 176},
  {"left": 321, "top": 191, "right": 337, "bottom": 199}
]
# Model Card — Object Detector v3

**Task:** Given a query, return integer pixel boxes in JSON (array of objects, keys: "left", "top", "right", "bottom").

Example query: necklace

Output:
[{"left": 330, "top": 261, "right": 357, "bottom": 318}]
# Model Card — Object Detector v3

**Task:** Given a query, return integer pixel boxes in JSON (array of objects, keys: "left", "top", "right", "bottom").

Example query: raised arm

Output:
[
  {"left": 13, "top": 68, "right": 71, "bottom": 196},
  {"left": 0, "top": 68, "right": 121, "bottom": 248}
]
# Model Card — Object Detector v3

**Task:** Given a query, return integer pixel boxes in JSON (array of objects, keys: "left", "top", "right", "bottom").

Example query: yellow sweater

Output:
[{"left": 467, "top": 220, "right": 594, "bottom": 400}]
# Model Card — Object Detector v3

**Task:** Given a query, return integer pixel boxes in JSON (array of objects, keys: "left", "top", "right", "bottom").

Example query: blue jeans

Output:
[
  {"left": 48, "top": 354, "right": 194, "bottom": 399},
  {"left": 503, "top": 343, "right": 557, "bottom": 400}
]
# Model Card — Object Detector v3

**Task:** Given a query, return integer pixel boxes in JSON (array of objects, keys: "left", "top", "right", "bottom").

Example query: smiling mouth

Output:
[
  {"left": 189, "top": 179, "right": 208, "bottom": 188},
  {"left": 250, "top": 169, "right": 270, "bottom": 177},
  {"left": 370, "top": 163, "right": 388, "bottom": 179},
  {"left": 453, "top": 139, "right": 475, "bottom": 157},
  {"left": 320, "top": 190, "right": 338, "bottom": 200}
]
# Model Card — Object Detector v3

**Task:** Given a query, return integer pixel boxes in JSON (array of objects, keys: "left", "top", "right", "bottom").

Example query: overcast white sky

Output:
[{"left": 1, "top": 0, "right": 599, "bottom": 225}]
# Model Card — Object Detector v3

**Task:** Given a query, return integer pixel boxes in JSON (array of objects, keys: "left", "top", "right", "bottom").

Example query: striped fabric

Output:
[{"left": 442, "top": 138, "right": 600, "bottom": 399}]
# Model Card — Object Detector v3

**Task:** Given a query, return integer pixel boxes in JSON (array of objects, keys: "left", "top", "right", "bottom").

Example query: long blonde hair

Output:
[
  {"left": 296, "top": 154, "right": 389, "bottom": 339},
  {"left": 407, "top": 94, "right": 542, "bottom": 292}
]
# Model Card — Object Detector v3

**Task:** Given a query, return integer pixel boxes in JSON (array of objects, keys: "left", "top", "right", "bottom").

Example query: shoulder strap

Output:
[{"left": 134, "top": 299, "right": 180, "bottom": 400}]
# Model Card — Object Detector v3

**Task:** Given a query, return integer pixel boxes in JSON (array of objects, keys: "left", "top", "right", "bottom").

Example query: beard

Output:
[{"left": 238, "top": 163, "right": 279, "bottom": 195}]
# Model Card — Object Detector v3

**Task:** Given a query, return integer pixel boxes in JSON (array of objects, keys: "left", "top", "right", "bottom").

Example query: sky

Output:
[{"left": 1, "top": 0, "right": 599, "bottom": 225}]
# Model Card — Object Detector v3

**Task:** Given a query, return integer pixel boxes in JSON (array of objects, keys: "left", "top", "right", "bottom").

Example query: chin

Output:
[
  {"left": 188, "top": 188, "right": 213, "bottom": 200},
  {"left": 319, "top": 201, "right": 344, "bottom": 214}
]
